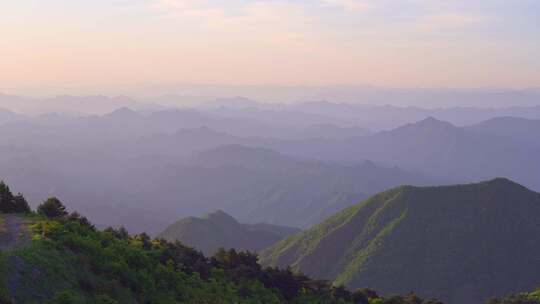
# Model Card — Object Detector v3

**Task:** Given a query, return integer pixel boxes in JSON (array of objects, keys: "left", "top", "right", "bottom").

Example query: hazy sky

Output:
[{"left": 1, "top": 0, "right": 539, "bottom": 94}]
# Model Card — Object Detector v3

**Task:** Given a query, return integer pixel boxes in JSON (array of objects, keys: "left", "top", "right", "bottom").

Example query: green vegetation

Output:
[
  {"left": 0, "top": 184, "right": 442, "bottom": 304},
  {"left": 0, "top": 180, "right": 538, "bottom": 304},
  {"left": 260, "top": 178, "right": 540, "bottom": 304},
  {"left": 485, "top": 289, "right": 540, "bottom": 304},
  {"left": 37, "top": 197, "right": 69, "bottom": 219}
]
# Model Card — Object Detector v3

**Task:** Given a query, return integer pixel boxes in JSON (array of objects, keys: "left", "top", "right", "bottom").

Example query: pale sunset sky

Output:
[{"left": 1, "top": 0, "right": 539, "bottom": 94}]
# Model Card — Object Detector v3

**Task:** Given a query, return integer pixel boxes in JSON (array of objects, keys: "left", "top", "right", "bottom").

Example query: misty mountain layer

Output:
[{"left": 0, "top": 102, "right": 539, "bottom": 233}]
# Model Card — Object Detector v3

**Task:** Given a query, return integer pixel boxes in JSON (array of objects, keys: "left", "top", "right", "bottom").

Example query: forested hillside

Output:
[{"left": 0, "top": 181, "right": 538, "bottom": 303}]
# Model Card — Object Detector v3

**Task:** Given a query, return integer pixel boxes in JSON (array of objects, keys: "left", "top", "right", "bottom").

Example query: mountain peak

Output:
[
  {"left": 482, "top": 177, "right": 526, "bottom": 189},
  {"left": 106, "top": 107, "right": 139, "bottom": 118},
  {"left": 159, "top": 210, "right": 299, "bottom": 255},
  {"left": 202, "top": 210, "right": 238, "bottom": 224},
  {"left": 416, "top": 116, "right": 454, "bottom": 127},
  {"left": 384, "top": 116, "right": 457, "bottom": 136},
  {"left": 400, "top": 177, "right": 527, "bottom": 196}
]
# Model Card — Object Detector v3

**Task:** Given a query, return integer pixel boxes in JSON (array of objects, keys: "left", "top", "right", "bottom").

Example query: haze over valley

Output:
[{"left": 1, "top": 95, "right": 540, "bottom": 235}]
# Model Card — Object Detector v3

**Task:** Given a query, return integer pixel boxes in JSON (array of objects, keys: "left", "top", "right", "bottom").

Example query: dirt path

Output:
[
  {"left": 0, "top": 214, "right": 29, "bottom": 251},
  {"left": 0, "top": 214, "right": 35, "bottom": 303}
]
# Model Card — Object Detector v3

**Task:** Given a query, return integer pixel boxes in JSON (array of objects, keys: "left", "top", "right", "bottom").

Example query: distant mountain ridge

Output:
[
  {"left": 158, "top": 210, "right": 300, "bottom": 255},
  {"left": 271, "top": 117, "right": 540, "bottom": 190},
  {"left": 0, "top": 139, "right": 434, "bottom": 234},
  {"left": 260, "top": 178, "right": 540, "bottom": 304},
  {"left": 466, "top": 116, "right": 540, "bottom": 147}
]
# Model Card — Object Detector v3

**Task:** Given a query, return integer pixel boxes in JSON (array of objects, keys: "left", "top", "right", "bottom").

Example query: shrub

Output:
[{"left": 38, "top": 197, "right": 68, "bottom": 219}]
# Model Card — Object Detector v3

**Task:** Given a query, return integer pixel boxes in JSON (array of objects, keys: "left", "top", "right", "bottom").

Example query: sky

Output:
[{"left": 1, "top": 0, "right": 539, "bottom": 95}]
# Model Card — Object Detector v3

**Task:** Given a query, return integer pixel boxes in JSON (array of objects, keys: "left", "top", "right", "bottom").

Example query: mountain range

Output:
[
  {"left": 270, "top": 117, "right": 540, "bottom": 190},
  {"left": 466, "top": 116, "right": 540, "bottom": 147},
  {"left": 0, "top": 142, "right": 433, "bottom": 234},
  {"left": 1, "top": 102, "right": 540, "bottom": 233}
]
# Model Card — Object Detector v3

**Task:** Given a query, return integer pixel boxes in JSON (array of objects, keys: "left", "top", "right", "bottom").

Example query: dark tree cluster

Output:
[
  {"left": 97, "top": 229, "right": 360, "bottom": 302},
  {"left": 0, "top": 181, "right": 92, "bottom": 230},
  {"left": 37, "top": 197, "right": 68, "bottom": 218},
  {"left": 0, "top": 181, "right": 31, "bottom": 214}
]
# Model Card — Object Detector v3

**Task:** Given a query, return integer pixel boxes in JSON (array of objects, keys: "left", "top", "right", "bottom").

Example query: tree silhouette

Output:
[
  {"left": 38, "top": 197, "right": 68, "bottom": 218},
  {"left": 0, "top": 181, "right": 31, "bottom": 213}
]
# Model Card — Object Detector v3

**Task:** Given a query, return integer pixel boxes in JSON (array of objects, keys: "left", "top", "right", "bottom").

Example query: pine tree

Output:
[
  {"left": 38, "top": 197, "right": 68, "bottom": 218},
  {"left": 0, "top": 181, "right": 14, "bottom": 213}
]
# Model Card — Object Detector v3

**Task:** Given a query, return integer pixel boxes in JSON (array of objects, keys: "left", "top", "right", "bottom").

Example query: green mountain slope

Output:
[
  {"left": 0, "top": 212, "right": 453, "bottom": 304},
  {"left": 157, "top": 210, "right": 300, "bottom": 255},
  {"left": 260, "top": 178, "right": 540, "bottom": 304}
]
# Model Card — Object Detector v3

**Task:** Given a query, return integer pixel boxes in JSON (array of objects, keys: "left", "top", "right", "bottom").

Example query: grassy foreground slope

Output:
[
  {"left": 0, "top": 212, "right": 301, "bottom": 303},
  {"left": 260, "top": 178, "right": 540, "bottom": 304},
  {"left": 0, "top": 211, "right": 450, "bottom": 304}
]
